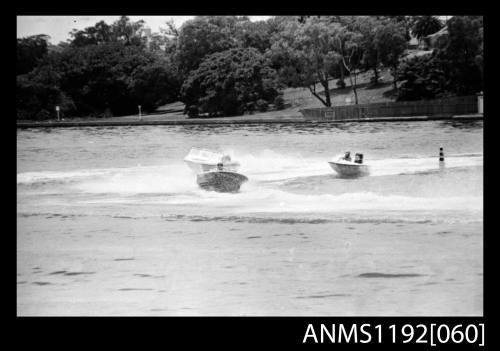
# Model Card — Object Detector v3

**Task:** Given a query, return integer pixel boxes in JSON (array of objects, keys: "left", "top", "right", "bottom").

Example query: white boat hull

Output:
[
  {"left": 196, "top": 171, "right": 248, "bottom": 192},
  {"left": 328, "top": 161, "right": 369, "bottom": 177}
]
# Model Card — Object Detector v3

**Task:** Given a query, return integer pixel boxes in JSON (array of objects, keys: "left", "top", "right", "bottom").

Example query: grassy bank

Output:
[
  {"left": 18, "top": 66, "right": 482, "bottom": 128},
  {"left": 18, "top": 69, "right": 397, "bottom": 124}
]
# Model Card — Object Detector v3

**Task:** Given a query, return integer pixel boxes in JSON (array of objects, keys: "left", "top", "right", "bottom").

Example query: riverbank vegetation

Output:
[{"left": 17, "top": 15, "right": 483, "bottom": 120}]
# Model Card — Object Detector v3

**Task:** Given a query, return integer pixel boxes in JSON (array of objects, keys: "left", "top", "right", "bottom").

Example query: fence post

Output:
[{"left": 478, "top": 92, "right": 483, "bottom": 114}]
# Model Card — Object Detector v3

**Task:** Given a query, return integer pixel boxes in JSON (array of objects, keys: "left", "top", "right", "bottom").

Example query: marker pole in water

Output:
[
  {"left": 138, "top": 105, "right": 142, "bottom": 121},
  {"left": 439, "top": 147, "right": 445, "bottom": 162}
]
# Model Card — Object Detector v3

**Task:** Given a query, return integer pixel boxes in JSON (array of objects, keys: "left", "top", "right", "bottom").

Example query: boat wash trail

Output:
[{"left": 17, "top": 120, "right": 483, "bottom": 316}]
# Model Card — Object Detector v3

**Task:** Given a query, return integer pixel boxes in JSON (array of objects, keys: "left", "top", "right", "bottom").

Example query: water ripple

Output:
[{"left": 358, "top": 272, "right": 425, "bottom": 278}]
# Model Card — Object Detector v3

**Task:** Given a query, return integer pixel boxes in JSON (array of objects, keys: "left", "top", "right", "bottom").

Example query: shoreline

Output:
[{"left": 16, "top": 113, "right": 483, "bottom": 129}]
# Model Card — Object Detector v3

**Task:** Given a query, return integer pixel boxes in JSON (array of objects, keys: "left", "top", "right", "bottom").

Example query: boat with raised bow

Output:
[{"left": 184, "top": 148, "right": 240, "bottom": 173}]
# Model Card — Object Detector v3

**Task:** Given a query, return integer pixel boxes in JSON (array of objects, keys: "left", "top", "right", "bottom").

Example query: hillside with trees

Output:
[{"left": 17, "top": 15, "right": 483, "bottom": 120}]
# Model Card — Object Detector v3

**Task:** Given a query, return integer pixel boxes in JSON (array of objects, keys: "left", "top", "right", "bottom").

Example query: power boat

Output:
[
  {"left": 328, "top": 152, "right": 369, "bottom": 177},
  {"left": 196, "top": 165, "right": 248, "bottom": 193},
  {"left": 184, "top": 148, "right": 240, "bottom": 173},
  {"left": 185, "top": 149, "right": 247, "bottom": 192},
  {"left": 328, "top": 160, "right": 369, "bottom": 177}
]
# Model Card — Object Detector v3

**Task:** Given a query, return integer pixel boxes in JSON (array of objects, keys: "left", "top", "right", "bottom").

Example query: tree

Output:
[
  {"left": 268, "top": 18, "right": 347, "bottom": 107},
  {"left": 327, "top": 16, "right": 375, "bottom": 101},
  {"left": 266, "top": 16, "right": 299, "bottom": 38},
  {"left": 17, "top": 39, "right": 182, "bottom": 119},
  {"left": 396, "top": 53, "right": 448, "bottom": 100},
  {"left": 375, "top": 22, "right": 408, "bottom": 89},
  {"left": 129, "top": 55, "right": 182, "bottom": 111},
  {"left": 56, "top": 43, "right": 147, "bottom": 116},
  {"left": 337, "top": 30, "right": 363, "bottom": 105},
  {"left": 175, "top": 16, "right": 247, "bottom": 74},
  {"left": 351, "top": 16, "right": 382, "bottom": 85},
  {"left": 17, "top": 34, "right": 50, "bottom": 75},
  {"left": 411, "top": 16, "right": 443, "bottom": 40},
  {"left": 63, "top": 43, "right": 180, "bottom": 115},
  {"left": 383, "top": 16, "right": 412, "bottom": 41},
  {"left": 69, "top": 16, "right": 146, "bottom": 47},
  {"left": 396, "top": 16, "right": 483, "bottom": 100},
  {"left": 69, "top": 20, "right": 112, "bottom": 46},
  {"left": 17, "top": 62, "right": 75, "bottom": 120},
  {"left": 236, "top": 20, "right": 272, "bottom": 53},
  {"left": 17, "top": 15, "right": 186, "bottom": 120},
  {"left": 112, "top": 16, "right": 146, "bottom": 46},
  {"left": 438, "top": 16, "right": 483, "bottom": 95},
  {"left": 180, "top": 47, "right": 282, "bottom": 117}
]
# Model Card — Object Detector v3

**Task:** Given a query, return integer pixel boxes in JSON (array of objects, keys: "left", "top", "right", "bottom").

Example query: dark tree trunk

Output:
[
  {"left": 339, "top": 63, "right": 346, "bottom": 88},
  {"left": 320, "top": 79, "right": 331, "bottom": 107},
  {"left": 308, "top": 84, "right": 328, "bottom": 107},
  {"left": 372, "top": 66, "right": 379, "bottom": 85},
  {"left": 348, "top": 69, "right": 359, "bottom": 105},
  {"left": 392, "top": 65, "right": 398, "bottom": 91},
  {"left": 342, "top": 54, "right": 359, "bottom": 105},
  {"left": 306, "top": 71, "right": 332, "bottom": 107}
]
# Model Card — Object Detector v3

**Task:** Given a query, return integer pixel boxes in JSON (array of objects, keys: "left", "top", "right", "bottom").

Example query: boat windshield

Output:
[{"left": 185, "top": 148, "right": 226, "bottom": 163}]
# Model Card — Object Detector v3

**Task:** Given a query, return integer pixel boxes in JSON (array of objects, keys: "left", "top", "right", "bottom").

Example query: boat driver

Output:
[
  {"left": 343, "top": 151, "right": 352, "bottom": 161},
  {"left": 354, "top": 153, "right": 363, "bottom": 164}
]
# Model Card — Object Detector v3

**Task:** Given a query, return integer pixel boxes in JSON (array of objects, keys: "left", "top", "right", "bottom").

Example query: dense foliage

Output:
[
  {"left": 268, "top": 16, "right": 406, "bottom": 106},
  {"left": 375, "top": 21, "right": 408, "bottom": 89},
  {"left": 17, "top": 17, "right": 181, "bottom": 120},
  {"left": 268, "top": 18, "right": 347, "bottom": 106},
  {"left": 17, "top": 34, "right": 50, "bottom": 75},
  {"left": 397, "top": 16, "right": 483, "bottom": 100},
  {"left": 411, "top": 16, "right": 443, "bottom": 40},
  {"left": 181, "top": 48, "right": 282, "bottom": 117},
  {"left": 17, "top": 41, "right": 181, "bottom": 119},
  {"left": 17, "top": 15, "right": 483, "bottom": 120},
  {"left": 396, "top": 54, "right": 449, "bottom": 100}
]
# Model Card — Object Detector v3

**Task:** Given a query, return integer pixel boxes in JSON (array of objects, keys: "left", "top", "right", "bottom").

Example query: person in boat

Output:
[
  {"left": 217, "top": 163, "right": 224, "bottom": 171},
  {"left": 354, "top": 153, "right": 364, "bottom": 164},
  {"left": 343, "top": 151, "right": 352, "bottom": 161}
]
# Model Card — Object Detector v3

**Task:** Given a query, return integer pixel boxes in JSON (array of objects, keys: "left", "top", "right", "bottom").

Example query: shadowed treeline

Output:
[{"left": 17, "top": 16, "right": 483, "bottom": 120}]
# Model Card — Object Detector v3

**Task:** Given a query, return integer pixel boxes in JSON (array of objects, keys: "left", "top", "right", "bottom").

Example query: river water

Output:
[{"left": 17, "top": 120, "right": 483, "bottom": 316}]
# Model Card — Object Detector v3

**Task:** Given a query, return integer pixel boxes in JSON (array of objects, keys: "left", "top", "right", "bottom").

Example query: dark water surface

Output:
[{"left": 17, "top": 121, "right": 483, "bottom": 315}]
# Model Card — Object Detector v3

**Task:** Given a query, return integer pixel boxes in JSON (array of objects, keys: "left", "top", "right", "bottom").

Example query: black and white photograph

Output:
[{"left": 17, "top": 15, "right": 483, "bottom": 317}]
